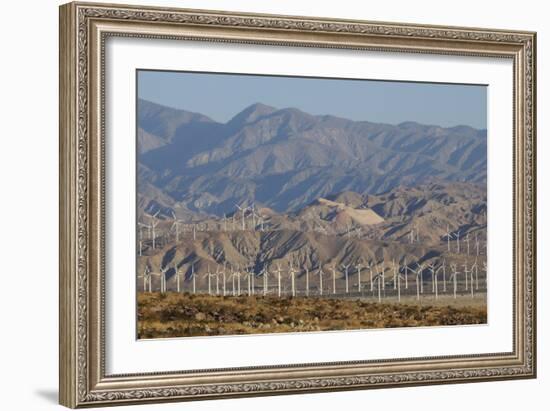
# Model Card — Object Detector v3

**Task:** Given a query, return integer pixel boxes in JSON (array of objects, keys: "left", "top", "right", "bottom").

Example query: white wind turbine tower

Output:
[
  {"left": 409, "top": 228, "right": 415, "bottom": 244},
  {"left": 372, "top": 272, "right": 383, "bottom": 302},
  {"left": 331, "top": 266, "right": 337, "bottom": 295},
  {"left": 137, "top": 222, "right": 148, "bottom": 256},
  {"left": 449, "top": 263, "right": 459, "bottom": 299},
  {"left": 465, "top": 232, "right": 471, "bottom": 256},
  {"left": 230, "top": 265, "right": 236, "bottom": 296},
  {"left": 463, "top": 261, "right": 470, "bottom": 292},
  {"left": 437, "top": 260, "right": 447, "bottom": 293},
  {"left": 236, "top": 265, "right": 242, "bottom": 295},
  {"left": 235, "top": 204, "right": 248, "bottom": 231},
  {"left": 245, "top": 265, "right": 252, "bottom": 295},
  {"left": 395, "top": 265, "right": 405, "bottom": 302},
  {"left": 392, "top": 259, "right": 398, "bottom": 290},
  {"left": 289, "top": 263, "right": 297, "bottom": 297},
  {"left": 342, "top": 264, "right": 350, "bottom": 294},
  {"left": 469, "top": 262, "right": 475, "bottom": 298},
  {"left": 250, "top": 264, "right": 255, "bottom": 295},
  {"left": 415, "top": 263, "right": 424, "bottom": 298},
  {"left": 428, "top": 262, "right": 437, "bottom": 294},
  {"left": 221, "top": 262, "right": 227, "bottom": 296},
  {"left": 380, "top": 263, "right": 386, "bottom": 291},
  {"left": 305, "top": 267, "right": 310, "bottom": 297},
  {"left": 403, "top": 257, "right": 409, "bottom": 289},
  {"left": 368, "top": 261, "right": 374, "bottom": 292},
  {"left": 318, "top": 268, "right": 324, "bottom": 296},
  {"left": 175, "top": 265, "right": 183, "bottom": 293},
  {"left": 215, "top": 265, "right": 220, "bottom": 295},
  {"left": 149, "top": 211, "right": 160, "bottom": 249},
  {"left": 355, "top": 262, "right": 363, "bottom": 293},
  {"left": 250, "top": 202, "right": 256, "bottom": 229},
  {"left": 204, "top": 264, "right": 213, "bottom": 295},
  {"left": 170, "top": 211, "right": 185, "bottom": 243},
  {"left": 472, "top": 258, "right": 479, "bottom": 291},
  {"left": 262, "top": 266, "right": 269, "bottom": 296},
  {"left": 444, "top": 224, "right": 452, "bottom": 252},
  {"left": 160, "top": 265, "right": 169, "bottom": 293},
  {"left": 454, "top": 230, "right": 461, "bottom": 254},
  {"left": 138, "top": 266, "right": 152, "bottom": 292},
  {"left": 191, "top": 263, "right": 196, "bottom": 294},
  {"left": 275, "top": 263, "right": 283, "bottom": 297}
]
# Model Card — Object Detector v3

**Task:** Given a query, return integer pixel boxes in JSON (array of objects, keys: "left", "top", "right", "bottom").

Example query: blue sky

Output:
[{"left": 137, "top": 70, "right": 487, "bottom": 129}]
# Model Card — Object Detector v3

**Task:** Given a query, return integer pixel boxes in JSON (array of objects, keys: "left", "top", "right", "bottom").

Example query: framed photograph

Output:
[{"left": 59, "top": 1, "right": 537, "bottom": 408}]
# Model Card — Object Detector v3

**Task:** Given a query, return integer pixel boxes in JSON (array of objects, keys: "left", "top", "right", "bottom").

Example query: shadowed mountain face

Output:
[{"left": 137, "top": 99, "right": 487, "bottom": 216}]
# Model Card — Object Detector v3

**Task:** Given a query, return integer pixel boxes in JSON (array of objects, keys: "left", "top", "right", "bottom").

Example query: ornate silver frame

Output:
[{"left": 59, "top": 2, "right": 536, "bottom": 408}]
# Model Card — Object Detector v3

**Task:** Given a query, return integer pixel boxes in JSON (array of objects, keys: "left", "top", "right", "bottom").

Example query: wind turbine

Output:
[
  {"left": 175, "top": 265, "right": 183, "bottom": 293},
  {"left": 235, "top": 204, "right": 248, "bottom": 231},
  {"left": 368, "top": 261, "right": 374, "bottom": 292},
  {"left": 372, "top": 272, "right": 383, "bottom": 302},
  {"left": 437, "top": 260, "right": 447, "bottom": 293},
  {"left": 428, "top": 262, "right": 437, "bottom": 294},
  {"left": 475, "top": 233, "right": 481, "bottom": 256},
  {"left": 463, "top": 261, "right": 470, "bottom": 292},
  {"left": 289, "top": 263, "right": 297, "bottom": 297},
  {"left": 318, "top": 268, "right": 324, "bottom": 296},
  {"left": 305, "top": 267, "right": 310, "bottom": 297},
  {"left": 342, "top": 263, "right": 350, "bottom": 294},
  {"left": 137, "top": 222, "right": 149, "bottom": 256},
  {"left": 160, "top": 265, "right": 169, "bottom": 293},
  {"left": 331, "top": 266, "right": 337, "bottom": 295},
  {"left": 222, "top": 262, "right": 227, "bottom": 296},
  {"left": 170, "top": 211, "right": 185, "bottom": 243},
  {"left": 472, "top": 258, "right": 479, "bottom": 291},
  {"left": 449, "top": 263, "right": 459, "bottom": 299},
  {"left": 138, "top": 265, "right": 152, "bottom": 292},
  {"left": 454, "top": 230, "right": 461, "bottom": 254},
  {"left": 392, "top": 259, "right": 398, "bottom": 290},
  {"left": 465, "top": 232, "right": 471, "bottom": 256},
  {"left": 262, "top": 266, "right": 269, "bottom": 296},
  {"left": 191, "top": 263, "right": 196, "bottom": 294},
  {"left": 444, "top": 224, "right": 452, "bottom": 252},
  {"left": 355, "top": 262, "right": 363, "bottom": 293},
  {"left": 414, "top": 263, "right": 424, "bottom": 300},
  {"left": 215, "top": 265, "right": 220, "bottom": 295},
  {"left": 395, "top": 265, "right": 405, "bottom": 302},
  {"left": 250, "top": 202, "right": 256, "bottom": 229},
  {"left": 230, "top": 265, "right": 236, "bottom": 296},
  {"left": 149, "top": 211, "right": 160, "bottom": 249},
  {"left": 275, "top": 263, "right": 282, "bottom": 297},
  {"left": 403, "top": 257, "right": 409, "bottom": 289},
  {"left": 204, "top": 264, "right": 213, "bottom": 295},
  {"left": 245, "top": 265, "right": 252, "bottom": 295}
]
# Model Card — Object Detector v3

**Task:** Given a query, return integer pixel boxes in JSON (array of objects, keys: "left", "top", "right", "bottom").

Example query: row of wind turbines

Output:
[
  {"left": 138, "top": 257, "right": 486, "bottom": 303},
  {"left": 138, "top": 208, "right": 486, "bottom": 259}
]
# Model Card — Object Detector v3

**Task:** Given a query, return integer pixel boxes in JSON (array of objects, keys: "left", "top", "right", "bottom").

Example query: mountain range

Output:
[{"left": 137, "top": 99, "right": 487, "bottom": 219}]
